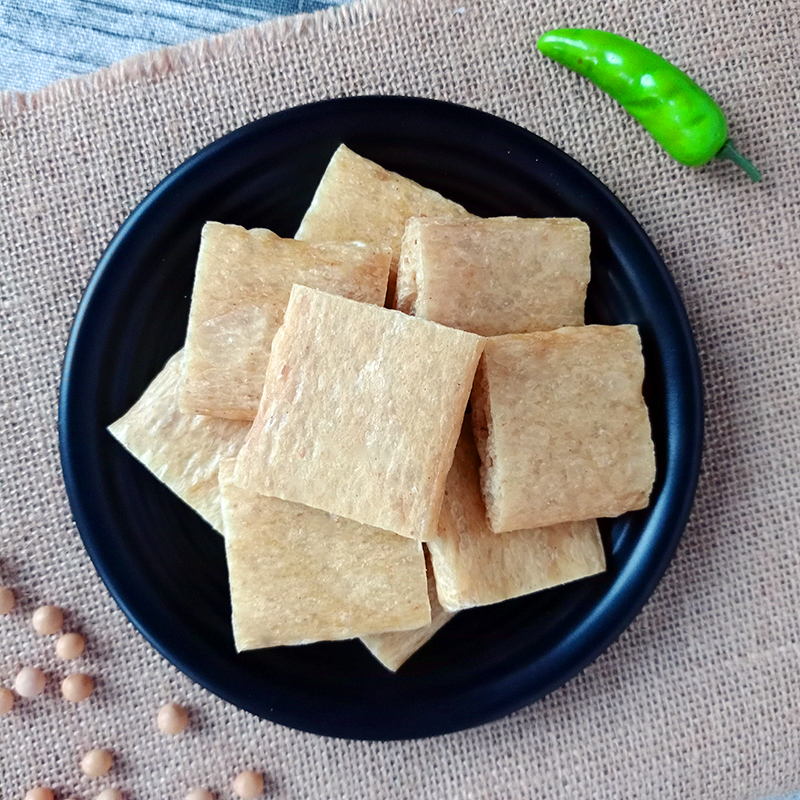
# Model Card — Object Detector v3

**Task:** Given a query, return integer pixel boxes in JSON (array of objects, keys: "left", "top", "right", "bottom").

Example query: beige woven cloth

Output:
[{"left": 1, "top": 0, "right": 799, "bottom": 797}]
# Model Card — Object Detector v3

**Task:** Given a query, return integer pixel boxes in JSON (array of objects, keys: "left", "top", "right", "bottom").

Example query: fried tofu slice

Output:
[
  {"left": 361, "top": 550, "right": 455, "bottom": 671},
  {"left": 181, "top": 222, "right": 390, "bottom": 420},
  {"left": 472, "top": 325, "right": 656, "bottom": 532},
  {"left": 219, "top": 460, "right": 430, "bottom": 650},
  {"left": 395, "top": 216, "right": 590, "bottom": 335},
  {"left": 234, "top": 285, "right": 484, "bottom": 541},
  {"left": 295, "top": 144, "right": 472, "bottom": 302},
  {"left": 107, "top": 351, "right": 250, "bottom": 532},
  {"left": 428, "top": 422, "right": 605, "bottom": 612}
]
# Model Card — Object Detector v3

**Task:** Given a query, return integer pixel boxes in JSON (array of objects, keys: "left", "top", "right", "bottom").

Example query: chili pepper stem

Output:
[{"left": 717, "top": 140, "right": 762, "bottom": 182}]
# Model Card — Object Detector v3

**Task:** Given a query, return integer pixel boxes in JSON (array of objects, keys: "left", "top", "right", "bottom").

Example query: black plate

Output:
[{"left": 59, "top": 96, "right": 702, "bottom": 741}]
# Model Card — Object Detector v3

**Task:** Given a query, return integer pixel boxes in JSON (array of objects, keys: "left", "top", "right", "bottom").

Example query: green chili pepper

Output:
[{"left": 536, "top": 28, "right": 761, "bottom": 181}]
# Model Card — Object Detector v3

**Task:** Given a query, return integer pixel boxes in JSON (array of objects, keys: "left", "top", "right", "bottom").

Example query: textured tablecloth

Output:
[{"left": 1, "top": 0, "right": 799, "bottom": 798}]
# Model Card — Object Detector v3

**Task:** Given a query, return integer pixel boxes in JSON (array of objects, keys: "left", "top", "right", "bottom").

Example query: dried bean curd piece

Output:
[
  {"left": 108, "top": 350, "right": 250, "bottom": 534},
  {"left": 472, "top": 325, "right": 656, "bottom": 531},
  {"left": 181, "top": 222, "right": 390, "bottom": 420},
  {"left": 220, "top": 459, "right": 430, "bottom": 650},
  {"left": 234, "top": 285, "right": 483, "bottom": 541},
  {"left": 396, "top": 216, "right": 590, "bottom": 335},
  {"left": 295, "top": 144, "right": 472, "bottom": 303},
  {"left": 428, "top": 421, "right": 605, "bottom": 611}
]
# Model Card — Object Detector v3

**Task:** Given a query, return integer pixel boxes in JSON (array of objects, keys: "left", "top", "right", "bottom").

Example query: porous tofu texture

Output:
[
  {"left": 360, "top": 550, "right": 455, "bottom": 670},
  {"left": 472, "top": 325, "right": 656, "bottom": 532},
  {"left": 234, "top": 285, "right": 484, "bottom": 541},
  {"left": 107, "top": 351, "right": 249, "bottom": 533},
  {"left": 219, "top": 460, "right": 430, "bottom": 651},
  {"left": 396, "top": 216, "right": 590, "bottom": 335},
  {"left": 295, "top": 144, "right": 472, "bottom": 302},
  {"left": 181, "top": 222, "right": 390, "bottom": 420},
  {"left": 428, "top": 421, "right": 605, "bottom": 612}
]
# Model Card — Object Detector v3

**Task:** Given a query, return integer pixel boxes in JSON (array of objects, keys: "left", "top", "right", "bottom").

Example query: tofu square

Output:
[
  {"left": 360, "top": 550, "right": 455, "bottom": 671},
  {"left": 295, "top": 144, "right": 472, "bottom": 302},
  {"left": 234, "top": 285, "right": 484, "bottom": 541},
  {"left": 472, "top": 325, "right": 656, "bottom": 531},
  {"left": 219, "top": 460, "right": 430, "bottom": 650},
  {"left": 181, "top": 222, "right": 390, "bottom": 420},
  {"left": 396, "top": 216, "right": 590, "bottom": 335},
  {"left": 428, "top": 421, "right": 605, "bottom": 612},
  {"left": 107, "top": 351, "right": 250, "bottom": 533}
]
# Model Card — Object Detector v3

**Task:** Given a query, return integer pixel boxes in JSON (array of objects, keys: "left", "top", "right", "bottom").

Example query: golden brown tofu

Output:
[
  {"left": 396, "top": 216, "right": 590, "bottom": 335},
  {"left": 360, "top": 550, "right": 455, "bottom": 670},
  {"left": 181, "top": 222, "right": 390, "bottom": 420},
  {"left": 219, "top": 460, "right": 430, "bottom": 651},
  {"left": 234, "top": 285, "right": 484, "bottom": 541},
  {"left": 107, "top": 351, "right": 250, "bottom": 532},
  {"left": 472, "top": 325, "right": 656, "bottom": 531},
  {"left": 428, "top": 421, "right": 605, "bottom": 611},
  {"left": 295, "top": 144, "right": 472, "bottom": 303}
]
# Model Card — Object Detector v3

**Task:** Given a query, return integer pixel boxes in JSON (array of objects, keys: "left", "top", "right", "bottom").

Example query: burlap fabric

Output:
[{"left": 1, "top": 0, "right": 799, "bottom": 797}]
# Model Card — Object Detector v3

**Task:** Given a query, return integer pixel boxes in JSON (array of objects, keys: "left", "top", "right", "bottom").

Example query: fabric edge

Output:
[{"left": 0, "top": 0, "right": 397, "bottom": 121}]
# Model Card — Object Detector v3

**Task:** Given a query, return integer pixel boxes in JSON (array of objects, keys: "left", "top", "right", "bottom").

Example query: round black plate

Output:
[{"left": 59, "top": 96, "right": 702, "bottom": 741}]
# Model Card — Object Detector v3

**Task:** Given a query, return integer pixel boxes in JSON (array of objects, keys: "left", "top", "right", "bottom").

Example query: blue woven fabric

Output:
[{"left": 0, "top": 0, "right": 348, "bottom": 91}]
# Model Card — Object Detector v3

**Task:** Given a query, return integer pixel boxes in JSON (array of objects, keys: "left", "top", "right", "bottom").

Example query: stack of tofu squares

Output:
[{"left": 109, "top": 145, "right": 656, "bottom": 671}]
